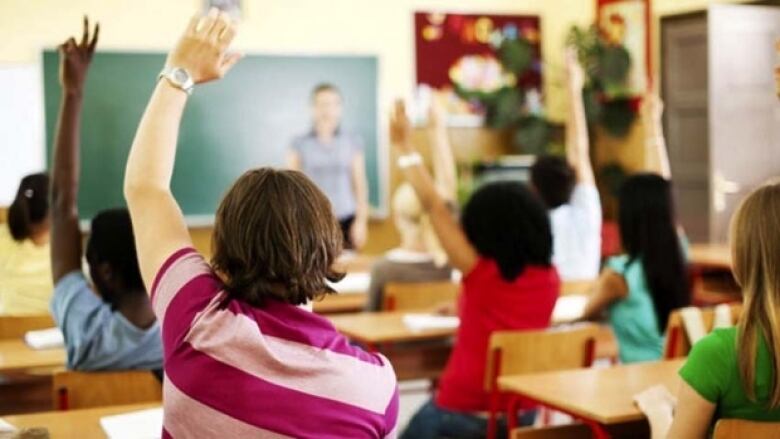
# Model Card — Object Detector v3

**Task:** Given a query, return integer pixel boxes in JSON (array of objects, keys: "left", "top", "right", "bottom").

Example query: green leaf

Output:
[
  {"left": 485, "top": 87, "right": 523, "bottom": 129},
  {"left": 599, "top": 45, "right": 631, "bottom": 85},
  {"left": 499, "top": 39, "right": 533, "bottom": 74},
  {"left": 601, "top": 99, "right": 637, "bottom": 137},
  {"left": 514, "top": 115, "right": 551, "bottom": 154}
]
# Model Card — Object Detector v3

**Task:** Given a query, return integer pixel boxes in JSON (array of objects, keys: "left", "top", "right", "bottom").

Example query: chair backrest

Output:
[
  {"left": 0, "top": 315, "right": 56, "bottom": 339},
  {"left": 383, "top": 281, "right": 459, "bottom": 311},
  {"left": 664, "top": 303, "right": 743, "bottom": 358},
  {"left": 713, "top": 419, "right": 780, "bottom": 439},
  {"left": 52, "top": 370, "right": 162, "bottom": 410},
  {"left": 511, "top": 424, "right": 591, "bottom": 439},
  {"left": 484, "top": 323, "right": 600, "bottom": 391}
]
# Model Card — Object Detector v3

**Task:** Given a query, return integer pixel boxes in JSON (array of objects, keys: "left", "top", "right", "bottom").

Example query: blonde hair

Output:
[
  {"left": 392, "top": 183, "right": 447, "bottom": 267},
  {"left": 732, "top": 180, "right": 780, "bottom": 407}
]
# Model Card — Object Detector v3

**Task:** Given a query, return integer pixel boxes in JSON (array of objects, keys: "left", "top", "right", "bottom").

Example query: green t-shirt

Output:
[
  {"left": 606, "top": 255, "right": 664, "bottom": 363},
  {"left": 680, "top": 327, "right": 780, "bottom": 422}
]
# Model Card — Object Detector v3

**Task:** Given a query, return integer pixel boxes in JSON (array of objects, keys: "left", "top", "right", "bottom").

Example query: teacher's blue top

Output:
[{"left": 291, "top": 130, "right": 364, "bottom": 219}]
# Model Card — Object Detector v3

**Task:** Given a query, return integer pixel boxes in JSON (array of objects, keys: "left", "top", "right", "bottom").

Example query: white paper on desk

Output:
[
  {"left": 100, "top": 408, "right": 162, "bottom": 439},
  {"left": 0, "top": 418, "right": 17, "bottom": 433},
  {"left": 24, "top": 327, "right": 64, "bottom": 350},
  {"left": 552, "top": 295, "right": 588, "bottom": 323},
  {"left": 328, "top": 272, "right": 370, "bottom": 294},
  {"left": 403, "top": 313, "right": 460, "bottom": 332}
]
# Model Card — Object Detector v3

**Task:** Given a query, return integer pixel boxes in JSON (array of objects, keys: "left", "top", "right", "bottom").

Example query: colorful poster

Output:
[
  {"left": 414, "top": 12, "right": 542, "bottom": 126},
  {"left": 597, "top": 0, "right": 650, "bottom": 95}
]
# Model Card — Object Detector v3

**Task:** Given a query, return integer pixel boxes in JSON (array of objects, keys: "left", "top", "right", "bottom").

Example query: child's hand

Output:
[
  {"left": 389, "top": 100, "right": 415, "bottom": 154},
  {"left": 166, "top": 8, "right": 241, "bottom": 84},
  {"left": 565, "top": 47, "right": 585, "bottom": 92},
  {"left": 58, "top": 16, "right": 99, "bottom": 95}
]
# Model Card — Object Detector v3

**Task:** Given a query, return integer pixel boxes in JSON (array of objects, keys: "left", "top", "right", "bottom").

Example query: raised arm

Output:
[
  {"left": 564, "top": 49, "right": 594, "bottom": 185},
  {"left": 50, "top": 17, "right": 99, "bottom": 283},
  {"left": 124, "top": 9, "right": 240, "bottom": 288},
  {"left": 428, "top": 95, "right": 458, "bottom": 202},
  {"left": 390, "top": 100, "right": 478, "bottom": 274},
  {"left": 642, "top": 92, "right": 672, "bottom": 180},
  {"left": 349, "top": 151, "right": 369, "bottom": 250}
]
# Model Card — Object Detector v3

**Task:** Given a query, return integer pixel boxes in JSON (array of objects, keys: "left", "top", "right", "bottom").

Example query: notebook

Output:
[
  {"left": 551, "top": 295, "right": 588, "bottom": 323},
  {"left": 403, "top": 313, "right": 460, "bottom": 331},
  {"left": 100, "top": 408, "right": 163, "bottom": 439},
  {"left": 24, "top": 328, "right": 64, "bottom": 350}
]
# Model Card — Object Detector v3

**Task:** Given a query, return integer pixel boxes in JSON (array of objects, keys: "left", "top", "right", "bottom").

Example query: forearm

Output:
[
  {"left": 125, "top": 81, "right": 187, "bottom": 199},
  {"left": 51, "top": 92, "right": 83, "bottom": 214},
  {"left": 351, "top": 156, "right": 370, "bottom": 222},
  {"left": 400, "top": 157, "right": 446, "bottom": 213},
  {"left": 643, "top": 113, "right": 672, "bottom": 179},
  {"left": 566, "top": 82, "right": 594, "bottom": 184},
  {"left": 429, "top": 127, "right": 457, "bottom": 201}
]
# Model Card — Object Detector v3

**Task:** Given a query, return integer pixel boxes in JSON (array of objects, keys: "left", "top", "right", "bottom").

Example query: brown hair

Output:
[
  {"left": 732, "top": 180, "right": 780, "bottom": 407},
  {"left": 211, "top": 168, "right": 345, "bottom": 306}
]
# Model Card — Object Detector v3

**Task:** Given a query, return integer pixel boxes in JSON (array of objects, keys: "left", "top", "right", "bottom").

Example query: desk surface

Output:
[
  {"left": 0, "top": 339, "right": 65, "bottom": 373},
  {"left": 329, "top": 311, "right": 455, "bottom": 344},
  {"left": 498, "top": 359, "right": 685, "bottom": 425},
  {"left": 690, "top": 243, "right": 731, "bottom": 269},
  {"left": 3, "top": 403, "right": 159, "bottom": 439}
]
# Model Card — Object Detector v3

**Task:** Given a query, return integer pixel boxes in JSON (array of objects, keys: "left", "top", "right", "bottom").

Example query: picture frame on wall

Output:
[
  {"left": 205, "top": 0, "right": 241, "bottom": 20},
  {"left": 596, "top": 0, "right": 652, "bottom": 95}
]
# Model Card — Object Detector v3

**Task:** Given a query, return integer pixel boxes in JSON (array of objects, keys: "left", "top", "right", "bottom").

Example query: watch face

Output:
[{"left": 173, "top": 68, "right": 189, "bottom": 83}]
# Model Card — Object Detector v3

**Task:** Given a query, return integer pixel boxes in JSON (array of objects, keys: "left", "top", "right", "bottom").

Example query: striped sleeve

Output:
[{"left": 151, "top": 247, "right": 214, "bottom": 321}]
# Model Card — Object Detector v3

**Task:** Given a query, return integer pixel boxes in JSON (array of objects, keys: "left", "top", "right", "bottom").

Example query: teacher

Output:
[{"left": 288, "top": 83, "right": 369, "bottom": 250}]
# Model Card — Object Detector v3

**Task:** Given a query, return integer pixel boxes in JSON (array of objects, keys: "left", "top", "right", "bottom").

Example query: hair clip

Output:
[{"left": 24, "top": 189, "right": 34, "bottom": 198}]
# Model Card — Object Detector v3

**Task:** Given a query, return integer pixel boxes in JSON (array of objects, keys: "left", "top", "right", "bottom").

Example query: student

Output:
[
  {"left": 0, "top": 173, "right": 53, "bottom": 315},
  {"left": 389, "top": 100, "right": 559, "bottom": 438},
  {"left": 49, "top": 19, "right": 162, "bottom": 372},
  {"left": 366, "top": 100, "right": 455, "bottom": 311},
  {"left": 580, "top": 94, "right": 689, "bottom": 363},
  {"left": 288, "top": 83, "right": 369, "bottom": 250},
  {"left": 530, "top": 50, "right": 601, "bottom": 281},
  {"left": 636, "top": 181, "right": 780, "bottom": 439},
  {"left": 123, "top": 10, "right": 398, "bottom": 437}
]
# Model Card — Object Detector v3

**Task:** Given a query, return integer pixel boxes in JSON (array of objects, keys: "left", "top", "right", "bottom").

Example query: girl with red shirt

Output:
[{"left": 390, "top": 102, "right": 560, "bottom": 438}]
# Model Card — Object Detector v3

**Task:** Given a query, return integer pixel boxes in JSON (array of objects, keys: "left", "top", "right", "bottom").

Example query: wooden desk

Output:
[
  {"left": 329, "top": 311, "right": 454, "bottom": 346},
  {"left": 690, "top": 243, "right": 731, "bottom": 270},
  {"left": 3, "top": 403, "right": 159, "bottom": 439},
  {"left": 0, "top": 340, "right": 65, "bottom": 374},
  {"left": 313, "top": 293, "right": 368, "bottom": 314},
  {"left": 499, "top": 359, "right": 685, "bottom": 439}
]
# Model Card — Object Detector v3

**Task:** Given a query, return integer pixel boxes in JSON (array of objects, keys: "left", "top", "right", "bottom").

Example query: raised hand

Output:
[
  {"left": 166, "top": 8, "right": 241, "bottom": 84},
  {"left": 389, "top": 100, "right": 415, "bottom": 154},
  {"left": 565, "top": 47, "right": 585, "bottom": 92},
  {"left": 59, "top": 16, "right": 99, "bottom": 95},
  {"left": 642, "top": 92, "right": 664, "bottom": 123}
]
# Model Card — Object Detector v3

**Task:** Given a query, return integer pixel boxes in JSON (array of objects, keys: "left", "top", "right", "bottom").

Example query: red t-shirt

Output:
[{"left": 435, "top": 258, "right": 560, "bottom": 412}]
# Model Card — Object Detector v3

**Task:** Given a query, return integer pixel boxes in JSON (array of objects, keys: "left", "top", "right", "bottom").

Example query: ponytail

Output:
[{"left": 7, "top": 173, "right": 50, "bottom": 242}]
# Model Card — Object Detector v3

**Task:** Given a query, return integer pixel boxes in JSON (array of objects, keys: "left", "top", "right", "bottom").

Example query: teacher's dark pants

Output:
[{"left": 339, "top": 214, "right": 355, "bottom": 250}]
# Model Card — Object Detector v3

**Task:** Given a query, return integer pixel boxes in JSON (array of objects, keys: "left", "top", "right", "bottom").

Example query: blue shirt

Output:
[
  {"left": 291, "top": 131, "right": 363, "bottom": 219},
  {"left": 50, "top": 272, "right": 163, "bottom": 371}
]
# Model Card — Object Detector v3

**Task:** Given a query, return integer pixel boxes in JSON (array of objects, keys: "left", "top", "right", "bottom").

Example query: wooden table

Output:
[
  {"left": 689, "top": 243, "right": 731, "bottom": 270},
  {"left": 0, "top": 339, "right": 65, "bottom": 374},
  {"left": 329, "top": 311, "right": 454, "bottom": 346},
  {"left": 3, "top": 403, "right": 159, "bottom": 439},
  {"left": 499, "top": 359, "right": 685, "bottom": 439},
  {"left": 313, "top": 293, "right": 368, "bottom": 314}
]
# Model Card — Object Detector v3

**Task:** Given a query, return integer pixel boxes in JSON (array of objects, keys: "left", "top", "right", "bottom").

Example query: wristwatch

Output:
[{"left": 158, "top": 67, "right": 194, "bottom": 95}]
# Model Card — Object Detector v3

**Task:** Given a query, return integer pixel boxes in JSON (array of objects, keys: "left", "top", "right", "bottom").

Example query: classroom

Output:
[{"left": 0, "top": 0, "right": 778, "bottom": 437}]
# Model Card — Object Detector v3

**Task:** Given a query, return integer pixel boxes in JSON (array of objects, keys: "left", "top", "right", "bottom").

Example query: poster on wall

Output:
[
  {"left": 597, "top": 0, "right": 651, "bottom": 95},
  {"left": 414, "top": 12, "right": 542, "bottom": 126}
]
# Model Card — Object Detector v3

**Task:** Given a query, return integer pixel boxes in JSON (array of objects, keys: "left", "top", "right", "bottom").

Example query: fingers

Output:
[
  {"left": 185, "top": 13, "right": 201, "bottom": 36},
  {"left": 88, "top": 22, "right": 100, "bottom": 54},
  {"left": 219, "top": 52, "right": 242, "bottom": 76},
  {"left": 81, "top": 16, "right": 89, "bottom": 47},
  {"left": 210, "top": 11, "right": 230, "bottom": 42},
  {"left": 201, "top": 7, "right": 220, "bottom": 36}
]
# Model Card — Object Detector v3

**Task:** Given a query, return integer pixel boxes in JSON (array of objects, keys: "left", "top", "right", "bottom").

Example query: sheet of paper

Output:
[
  {"left": 328, "top": 272, "right": 370, "bottom": 294},
  {"left": 0, "top": 418, "right": 17, "bottom": 433},
  {"left": 403, "top": 313, "right": 460, "bottom": 332},
  {"left": 100, "top": 408, "right": 163, "bottom": 439},
  {"left": 24, "top": 327, "right": 64, "bottom": 350},
  {"left": 552, "top": 295, "right": 588, "bottom": 323}
]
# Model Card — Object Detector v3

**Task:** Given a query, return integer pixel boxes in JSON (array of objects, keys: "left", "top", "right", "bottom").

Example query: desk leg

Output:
[
  {"left": 505, "top": 392, "right": 612, "bottom": 439},
  {"left": 506, "top": 394, "right": 521, "bottom": 433}
]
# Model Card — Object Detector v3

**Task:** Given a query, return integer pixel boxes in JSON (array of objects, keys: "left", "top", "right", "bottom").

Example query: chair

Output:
[
  {"left": 52, "top": 370, "right": 162, "bottom": 410},
  {"left": 664, "top": 303, "right": 742, "bottom": 358},
  {"left": 485, "top": 323, "right": 600, "bottom": 439},
  {"left": 383, "top": 281, "right": 459, "bottom": 311},
  {"left": 0, "top": 315, "right": 55, "bottom": 339},
  {"left": 713, "top": 419, "right": 780, "bottom": 439},
  {"left": 510, "top": 424, "right": 591, "bottom": 439}
]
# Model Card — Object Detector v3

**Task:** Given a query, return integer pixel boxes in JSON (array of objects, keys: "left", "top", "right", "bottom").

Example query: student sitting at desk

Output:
[
  {"left": 390, "top": 101, "right": 559, "bottom": 438},
  {"left": 581, "top": 94, "right": 689, "bottom": 363},
  {"left": 366, "top": 98, "right": 455, "bottom": 311},
  {"left": 49, "top": 19, "right": 162, "bottom": 373},
  {"left": 529, "top": 50, "right": 601, "bottom": 281},
  {"left": 636, "top": 181, "right": 780, "bottom": 438},
  {"left": 124, "top": 10, "right": 398, "bottom": 437},
  {"left": 0, "top": 173, "right": 53, "bottom": 315}
]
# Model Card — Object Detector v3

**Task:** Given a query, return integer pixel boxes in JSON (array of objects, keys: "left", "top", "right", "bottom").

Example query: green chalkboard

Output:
[{"left": 43, "top": 51, "right": 381, "bottom": 222}]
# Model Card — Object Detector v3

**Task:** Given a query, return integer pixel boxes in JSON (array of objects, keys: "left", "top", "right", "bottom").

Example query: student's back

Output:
[{"left": 0, "top": 173, "right": 53, "bottom": 316}]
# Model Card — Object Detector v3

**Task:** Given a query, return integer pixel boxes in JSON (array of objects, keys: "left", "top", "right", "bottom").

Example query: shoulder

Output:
[
  {"left": 151, "top": 248, "right": 217, "bottom": 316},
  {"left": 605, "top": 255, "right": 631, "bottom": 274},
  {"left": 679, "top": 327, "right": 737, "bottom": 403}
]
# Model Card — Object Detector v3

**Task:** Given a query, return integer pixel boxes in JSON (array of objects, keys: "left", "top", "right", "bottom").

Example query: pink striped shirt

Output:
[{"left": 152, "top": 248, "right": 399, "bottom": 438}]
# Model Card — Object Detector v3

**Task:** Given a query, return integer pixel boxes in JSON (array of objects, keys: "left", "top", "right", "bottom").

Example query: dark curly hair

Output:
[
  {"left": 462, "top": 181, "right": 553, "bottom": 281},
  {"left": 211, "top": 168, "right": 345, "bottom": 306},
  {"left": 530, "top": 155, "right": 576, "bottom": 209}
]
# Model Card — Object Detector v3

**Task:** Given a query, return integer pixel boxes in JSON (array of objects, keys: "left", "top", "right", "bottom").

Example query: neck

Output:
[
  {"left": 315, "top": 124, "right": 336, "bottom": 142},
  {"left": 116, "top": 291, "right": 156, "bottom": 329},
  {"left": 29, "top": 229, "right": 50, "bottom": 247}
]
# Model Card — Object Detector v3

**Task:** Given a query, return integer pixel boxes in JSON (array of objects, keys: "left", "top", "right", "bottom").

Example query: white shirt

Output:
[{"left": 550, "top": 184, "right": 602, "bottom": 280}]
